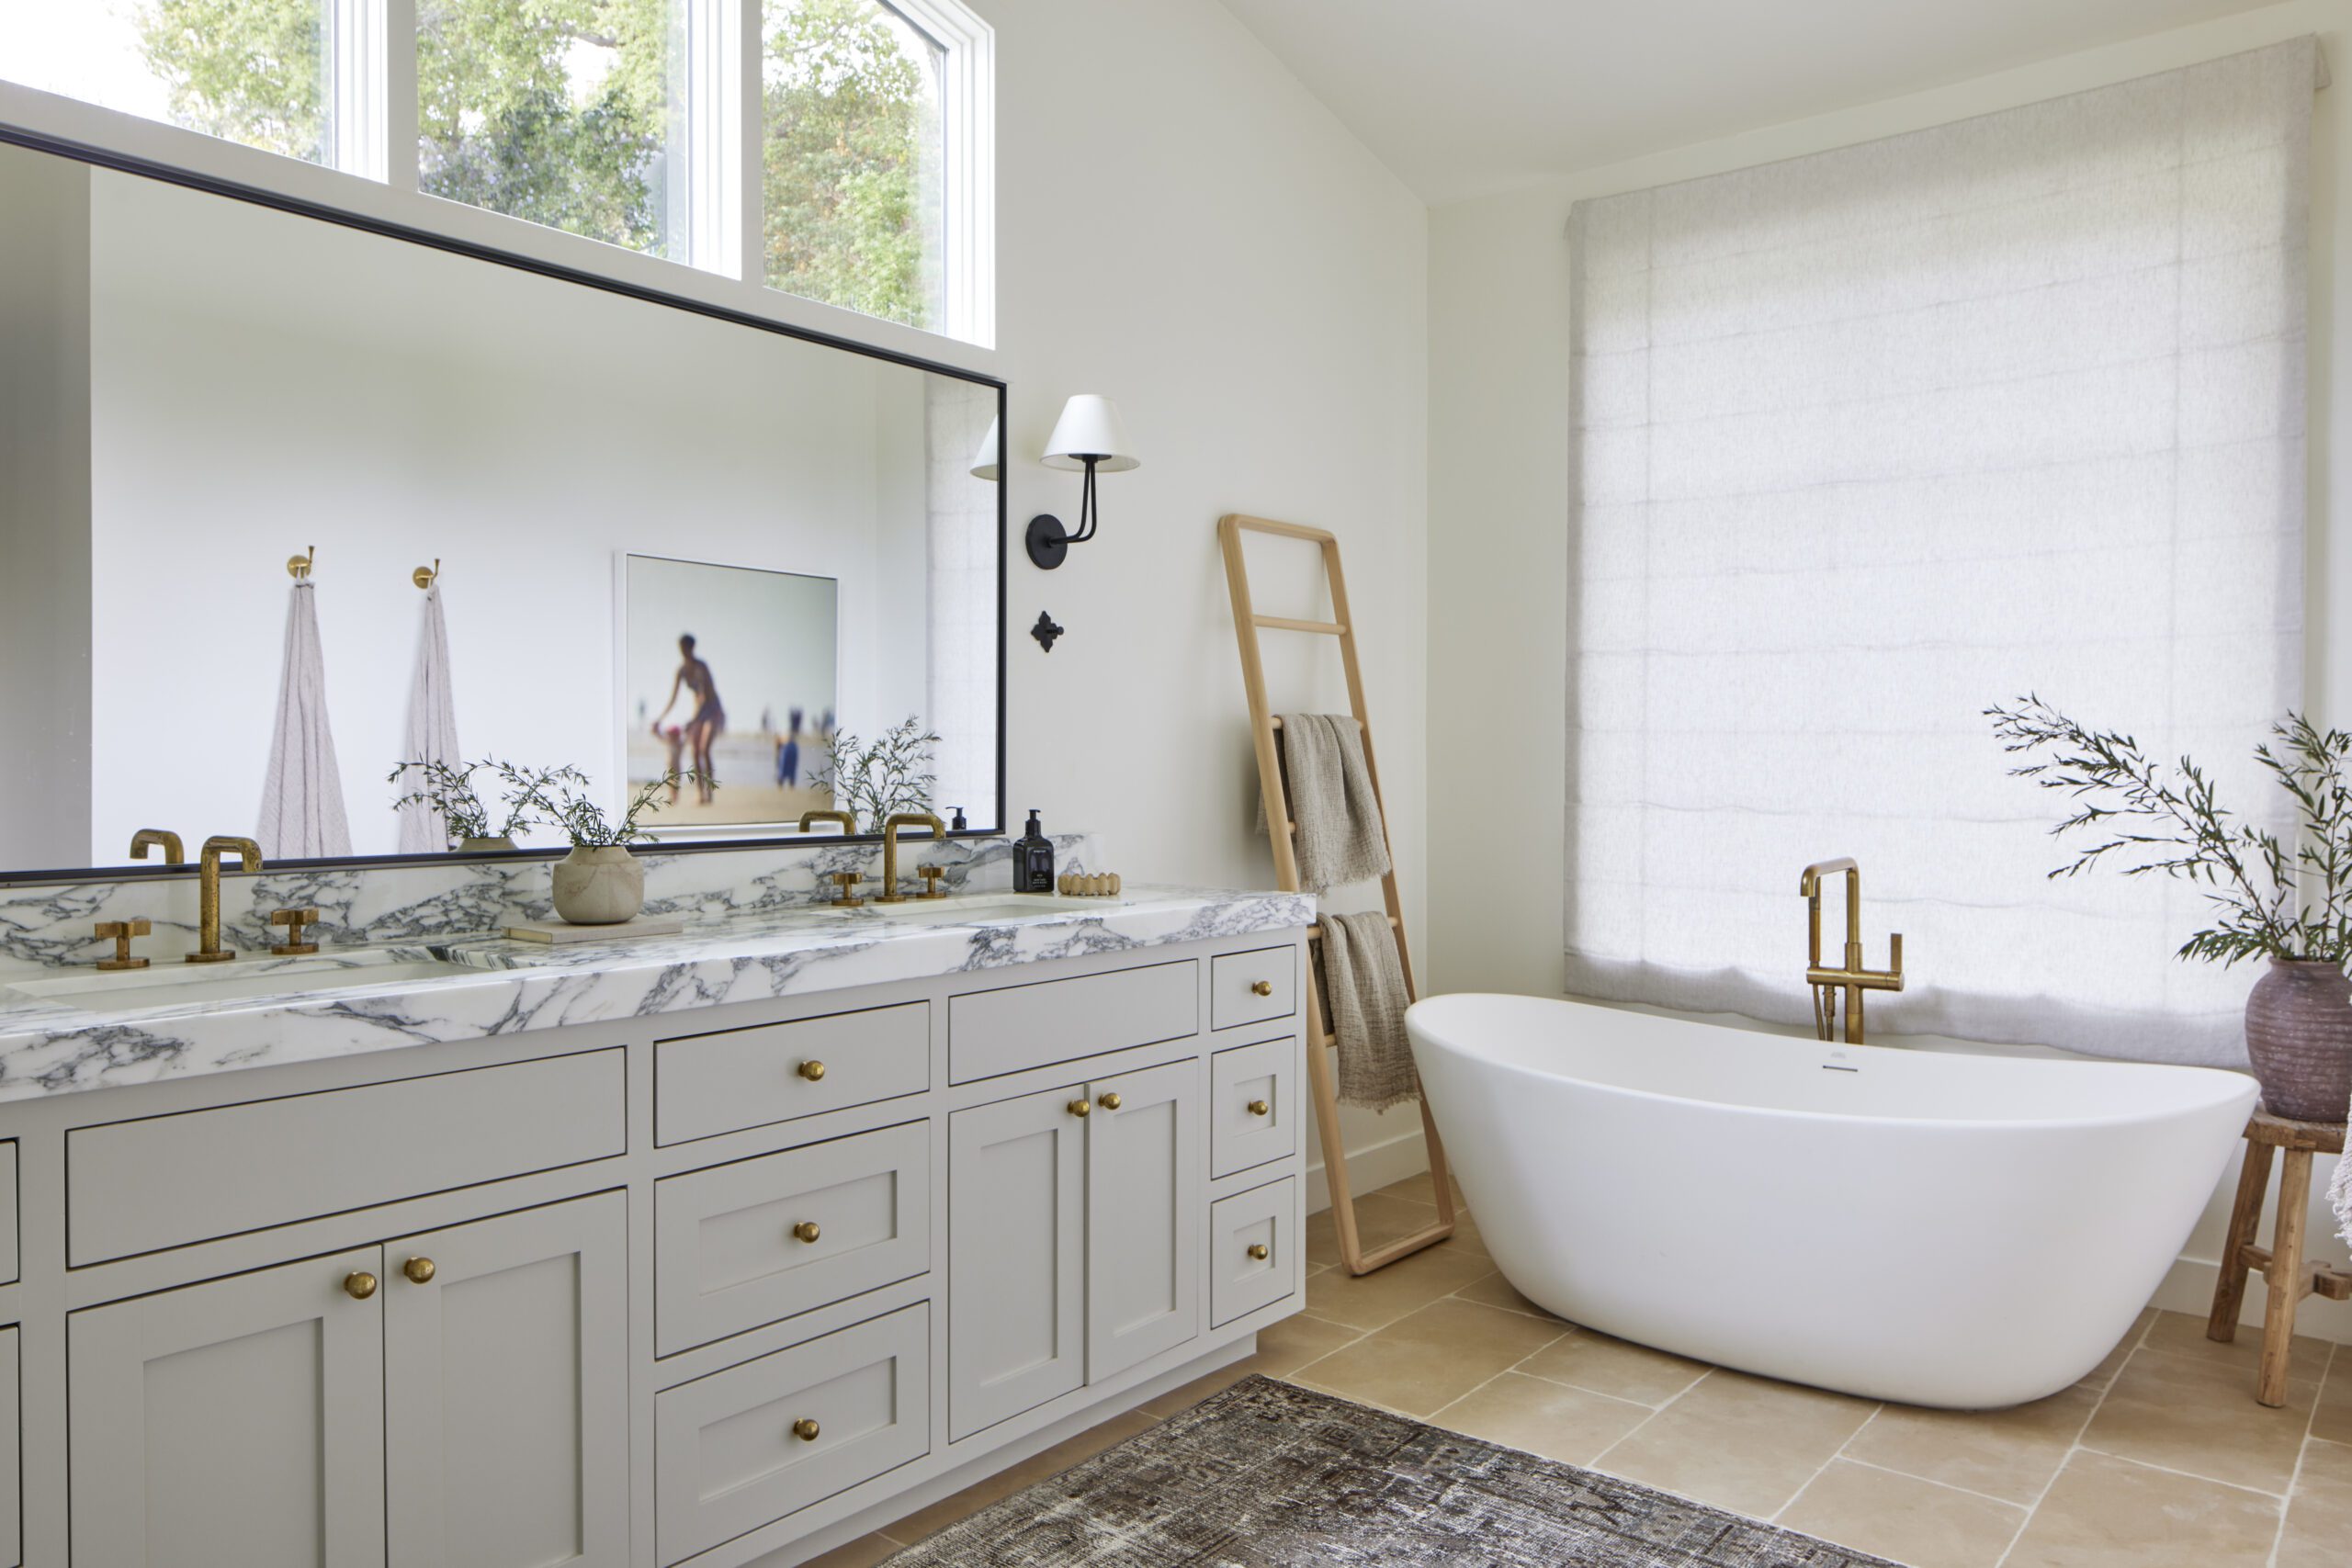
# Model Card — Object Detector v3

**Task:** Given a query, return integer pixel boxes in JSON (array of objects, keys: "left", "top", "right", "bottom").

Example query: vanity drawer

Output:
[
  {"left": 948, "top": 961, "right": 1198, "bottom": 1083},
  {"left": 656, "top": 1001, "right": 930, "bottom": 1146},
  {"left": 655, "top": 1303, "right": 929, "bottom": 1566},
  {"left": 1210, "top": 1177, "right": 1298, "bottom": 1327},
  {"left": 654, "top": 1121, "right": 930, "bottom": 1356},
  {"left": 1211, "top": 946, "right": 1296, "bottom": 1032},
  {"left": 1210, "top": 1039, "right": 1295, "bottom": 1178},
  {"left": 67, "top": 1049, "right": 626, "bottom": 1265}
]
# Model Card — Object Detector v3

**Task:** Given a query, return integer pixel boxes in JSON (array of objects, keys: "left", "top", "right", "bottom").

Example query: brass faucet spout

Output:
[
  {"left": 129, "top": 829, "right": 185, "bottom": 865},
  {"left": 797, "top": 809, "right": 855, "bottom": 835},
  {"left": 1798, "top": 856, "right": 1902, "bottom": 1044},
  {"left": 879, "top": 814, "right": 948, "bottom": 904},
  {"left": 188, "top": 836, "right": 265, "bottom": 964}
]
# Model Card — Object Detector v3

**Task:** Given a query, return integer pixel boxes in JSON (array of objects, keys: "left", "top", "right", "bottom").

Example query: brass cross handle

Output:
[
  {"left": 826, "top": 872, "right": 865, "bottom": 908},
  {"left": 95, "top": 919, "right": 153, "bottom": 972},
  {"left": 916, "top": 864, "right": 948, "bottom": 900},
  {"left": 270, "top": 907, "right": 322, "bottom": 955}
]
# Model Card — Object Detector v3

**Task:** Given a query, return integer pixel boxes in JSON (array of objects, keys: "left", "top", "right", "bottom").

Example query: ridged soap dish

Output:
[{"left": 1058, "top": 873, "right": 1122, "bottom": 897}]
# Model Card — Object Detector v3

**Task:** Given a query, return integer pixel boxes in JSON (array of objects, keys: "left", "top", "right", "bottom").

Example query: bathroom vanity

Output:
[{"left": 0, "top": 888, "right": 1312, "bottom": 1567}]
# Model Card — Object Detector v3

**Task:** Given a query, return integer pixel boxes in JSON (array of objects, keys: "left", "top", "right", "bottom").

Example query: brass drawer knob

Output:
[
  {"left": 402, "top": 1257, "right": 436, "bottom": 1285},
  {"left": 792, "top": 1417, "right": 820, "bottom": 1442},
  {"left": 1097, "top": 1092, "right": 1123, "bottom": 1111},
  {"left": 797, "top": 1060, "right": 827, "bottom": 1082},
  {"left": 1247, "top": 1243, "right": 1271, "bottom": 1261},
  {"left": 1068, "top": 1098, "right": 1091, "bottom": 1118},
  {"left": 344, "top": 1270, "right": 379, "bottom": 1301},
  {"left": 793, "top": 1221, "right": 822, "bottom": 1244},
  {"left": 1248, "top": 1099, "right": 1271, "bottom": 1117},
  {"left": 1250, "top": 980, "right": 1273, "bottom": 997}
]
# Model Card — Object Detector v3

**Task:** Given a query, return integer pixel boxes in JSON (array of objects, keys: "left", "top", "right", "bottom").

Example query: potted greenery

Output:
[
  {"left": 1990, "top": 697, "right": 2352, "bottom": 1119},
  {"left": 388, "top": 758, "right": 572, "bottom": 852},
  {"left": 533, "top": 769, "right": 690, "bottom": 925},
  {"left": 814, "top": 716, "right": 940, "bottom": 832}
]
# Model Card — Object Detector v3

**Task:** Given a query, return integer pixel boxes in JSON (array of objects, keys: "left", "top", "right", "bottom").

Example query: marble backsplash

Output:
[{"left": 0, "top": 834, "right": 1102, "bottom": 975}]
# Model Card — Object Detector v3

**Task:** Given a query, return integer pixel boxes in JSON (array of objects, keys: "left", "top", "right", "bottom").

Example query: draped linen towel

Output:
[
  {"left": 1260, "top": 714, "right": 1392, "bottom": 892},
  {"left": 396, "top": 585, "right": 461, "bottom": 853},
  {"left": 1318, "top": 910, "right": 1417, "bottom": 1111},
  {"left": 1566, "top": 39, "right": 2313, "bottom": 1066},
  {"left": 255, "top": 581, "right": 352, "bottom": 859}
]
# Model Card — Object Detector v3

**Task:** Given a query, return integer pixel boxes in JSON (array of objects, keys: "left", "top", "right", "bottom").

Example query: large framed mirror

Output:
[{"left": 0, "top": 130, "right": 1005, "bottom": 884}]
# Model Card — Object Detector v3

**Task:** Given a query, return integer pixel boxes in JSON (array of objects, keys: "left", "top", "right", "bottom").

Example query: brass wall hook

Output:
[
  {"left": 413, "top": 558, "right": 440, "bottom": 591},
  {"left": 286, "top": 545, "right": 316, "bottom": 581}
]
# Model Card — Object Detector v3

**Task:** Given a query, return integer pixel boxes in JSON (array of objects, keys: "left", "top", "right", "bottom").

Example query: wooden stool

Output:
[{"left": 2206, "top": 1109, "right": 2352, "bottom": 1405}]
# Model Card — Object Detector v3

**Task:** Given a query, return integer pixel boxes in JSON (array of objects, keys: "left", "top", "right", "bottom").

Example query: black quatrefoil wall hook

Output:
[{"left": 1031, "top": 611, "right": 1066, "bottom": 652}]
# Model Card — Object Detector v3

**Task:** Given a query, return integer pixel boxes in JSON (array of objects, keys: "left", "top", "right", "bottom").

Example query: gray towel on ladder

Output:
[
  {"left": 1264, "top": 714, "right": 1392, "bottom": 893},
  {"left": 1319, "top": 911, "right": 1417, "bottom": 1111}
]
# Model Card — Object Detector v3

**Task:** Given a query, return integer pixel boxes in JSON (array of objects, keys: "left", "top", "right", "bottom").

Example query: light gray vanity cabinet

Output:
[
  {"left": 69, "top": 1245, "right": 390, "bottom": 1568},
  {"left": 67, "top": 1192, "right": 628, "bottom": 1568},
  {"left": 946, "top": 1057, "right": 1206, "bottom": 1439}
]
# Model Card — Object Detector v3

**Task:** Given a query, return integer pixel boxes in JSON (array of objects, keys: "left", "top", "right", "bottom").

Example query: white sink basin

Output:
[
  {"left": 865, "top": 894, "right": 1128, "bottom": 926},
  {"left": 8, "top": 952, "right": 479, "bottom": 1010}
]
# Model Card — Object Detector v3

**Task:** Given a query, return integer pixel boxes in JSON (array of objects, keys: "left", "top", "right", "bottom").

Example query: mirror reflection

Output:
[{"left": 0, "top": 140, "right": 1003, "bottom": 876}]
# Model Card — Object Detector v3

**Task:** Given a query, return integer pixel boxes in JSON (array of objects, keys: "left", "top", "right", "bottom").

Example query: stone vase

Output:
[
  {"left": 2243, "top": 958, "right": 2352, "bottom": 1122},
  {"left": 551, "top": 846, "right": 645, "bottom": 925}
]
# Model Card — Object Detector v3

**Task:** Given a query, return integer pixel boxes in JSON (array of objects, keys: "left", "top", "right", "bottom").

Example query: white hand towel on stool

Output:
[
  {"left": 1263, "top": 713, "right": 1391, "bottom": 893},
  {"left": 1319, "top": 910, "right": 1417, "bottom": 1111},
  {"left": 2332, "top": 1090, "right": 2352, "bottom": 1248},
  {"left": 256, "top": 580, "right": 353, "bottom": 859},
  {"left": 396, "top": 584, "right": 461, "bottom": 853}
]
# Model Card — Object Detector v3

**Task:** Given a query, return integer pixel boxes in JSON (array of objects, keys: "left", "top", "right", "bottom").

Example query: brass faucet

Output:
[
  {"left": 129, "top": 829, "right": 185, "bottom": 865},
  {"left": 797, "top": 809, "right": 855, "bottom": 835},
  {"left": 188, "top": 836, "right": 263, "bottom": 964},
  {"left": 1800, "top": 857, "right": 1903, "bottom": 1044},
  {"left": 879, "top": 814, "right": 947, "bottom": 904}
]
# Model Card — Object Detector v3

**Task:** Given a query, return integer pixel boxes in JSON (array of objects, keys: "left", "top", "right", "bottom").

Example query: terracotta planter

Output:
[
  {"left": 551, "top": 846, "right": 645, "bottom": 925},
  {"left": 2243, "top": 958, "right": 2352, "bottom": 1122}
]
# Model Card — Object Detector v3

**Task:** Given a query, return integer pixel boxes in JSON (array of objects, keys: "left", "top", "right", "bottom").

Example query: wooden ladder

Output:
[{"left": 1218, "top": 513, "right": 1456, "bottom": 1276}]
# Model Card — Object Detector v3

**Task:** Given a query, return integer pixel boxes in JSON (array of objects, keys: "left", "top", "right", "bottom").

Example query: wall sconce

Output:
[
  {"left": 968, "top": 415, "right": 1001, "bottom": 481},
  {"left": 1026, "top": 395, "right": 1138, "bottom": 570}
]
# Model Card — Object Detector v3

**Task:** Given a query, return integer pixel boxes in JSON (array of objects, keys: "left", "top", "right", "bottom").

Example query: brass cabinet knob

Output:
[
  {"left": 1068, "top": 1098, "right": 1091, "bottom": 1118},
  {"left": 1250, "top": 980, "right": 1273, "bottom": 997},
  {"left": 1097, "top": 1092, "right": 1123, "bottom": 1111},
  {"left": 797, "top": 1059, "right": 827, "bottom": 1082},
  {"left": 344, "top": 1270, "right": 379, "bottom": 1301},
  {"left": 1248, "top": 1099, "right": 1271, "bottom": 1117},
  {"left": 1247, "top": 1243, "right": 1271, "bottom": 1261},
  {"left": 793, "top": 1221, "right": 821, "bottom": 1244},
  {"left": 402, "top": 1257, "right": 436, "bottom": 1285},
  {"left": 792, "top": 1418, "right": 820, "bottom": 1442}
]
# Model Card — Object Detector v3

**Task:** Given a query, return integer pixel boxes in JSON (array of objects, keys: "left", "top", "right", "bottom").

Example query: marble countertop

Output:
[{"left": 0, "top": 886, "right": 1315, "bottom": 1104}]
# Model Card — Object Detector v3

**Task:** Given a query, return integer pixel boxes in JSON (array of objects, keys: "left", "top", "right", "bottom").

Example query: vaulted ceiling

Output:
[{"left": 1216, "top": 0, "right": 2283, "bottom": 204}]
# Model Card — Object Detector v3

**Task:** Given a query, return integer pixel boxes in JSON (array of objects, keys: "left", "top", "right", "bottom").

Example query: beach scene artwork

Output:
[{"left": 622, "top": 554, "right": 839, "bottom": 829}]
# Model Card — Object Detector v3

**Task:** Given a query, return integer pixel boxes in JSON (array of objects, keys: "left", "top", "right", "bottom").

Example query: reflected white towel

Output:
[
  {"left": 256, "top": 581, "right": 352, "bottom": 859},
  {"left": 396, "top": 585, "right": 461, "bottom": 852},
  {"left": 2333, "top": 1099, "right": 2352, "bottom": 1249}
]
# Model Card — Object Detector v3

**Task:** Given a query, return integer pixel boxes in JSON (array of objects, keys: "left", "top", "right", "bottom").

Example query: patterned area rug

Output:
[{"left": 885, "top": 1377, "right": 1900, "bottom": 1565}]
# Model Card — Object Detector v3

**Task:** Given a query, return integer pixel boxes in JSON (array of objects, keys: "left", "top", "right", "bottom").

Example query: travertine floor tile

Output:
[
  {"left": 1301, "top": 1243, "right": 1497, "bottom": 1330},
  {"left": 1428, "top": 1371, "right": 1649, "bottom": 1464},
  {"left": 2081, "top": 1340, "right": 2317, "bottom": 1493},
  {"left": 1373, "top": 1171, "right": 1464, "bottom": 1209},
  {"left": 880, "top": 1411, "right": 1159, "bottom": 1545},
  {"left": 797, "top": 1533, "right": 902, "bottom": 1567},
  {"left": 2278, "top": 1437, "right": 2352, "bottom": 1568},
  {"left": 1841, "top": 1382, "right": 2099, "bottom": 1505},
  {"left": 2003, "top": 1450, "right": 2280, "bottom": 1568},
  {"left": 2079, "top": 1307, "right": 2157, "bottom": 1391},
  {"left": 2140, "top": 1307, "right": 2328, "bottom": 1382},
  {"left": 1517, "top": 1327, "right": 1709, "bottom": 1406},
  {"left": 1452, "top": 1269, "right": 1562, "bottom": 1321},
  {"left": 1595, "top": 1371, "right": 1876, "bottom": 1517},
  {"left": 1136, "top": 1315, "right": 1363, "bottom": 1416},
  {"left": 1776, "top": 1460, "right": 2024, "bottom": 1568},
  {"left": 1305, "top": 1192, "right": 1449, "bottom": 1267},
  {"left": 1290, "top": 1297, "right": 1565, "bottom": 1416},
  {"left": 2311, "top": 1348, "right": 2352, "bottom": 1445}
]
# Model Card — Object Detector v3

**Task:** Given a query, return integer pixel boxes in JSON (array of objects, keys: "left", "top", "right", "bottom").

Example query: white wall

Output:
[{"left": 1427, "top": 0, "right": 2352, "bottom": 1333}]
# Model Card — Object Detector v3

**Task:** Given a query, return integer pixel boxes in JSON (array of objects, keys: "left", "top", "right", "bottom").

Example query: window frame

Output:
[{"left": 0, "top": 0, "right": 996, "bottom": 357}]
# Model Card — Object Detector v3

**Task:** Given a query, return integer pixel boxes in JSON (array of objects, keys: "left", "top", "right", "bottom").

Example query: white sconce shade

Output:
[
  {"left": 1041, "top": 396, "right": 1139, "bottom": 472},
  {"left": 969, "top": 415, "right": 1001, "bottom": 480}
]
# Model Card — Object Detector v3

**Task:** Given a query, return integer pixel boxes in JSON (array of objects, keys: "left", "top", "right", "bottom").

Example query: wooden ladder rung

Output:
[{"left": 1253, "top": 615, "right": 1347, "bottom": 636}]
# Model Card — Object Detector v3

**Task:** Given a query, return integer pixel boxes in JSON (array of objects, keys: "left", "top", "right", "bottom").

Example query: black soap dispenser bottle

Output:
[{"left": 1012, "top": 809, "right": 1056, "bottom": 893}]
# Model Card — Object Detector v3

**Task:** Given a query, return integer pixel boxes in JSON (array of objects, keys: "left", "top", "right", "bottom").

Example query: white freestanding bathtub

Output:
[{"left": 1407, "top": 993, "right": 2259, "bottom": 1408}]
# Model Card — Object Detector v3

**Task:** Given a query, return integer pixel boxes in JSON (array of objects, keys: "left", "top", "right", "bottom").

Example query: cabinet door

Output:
[
  {"left": 1085, "top": 1058, "right": 1203, "bottom": 1382},
  {"left": 69, "top": 1247, "right": 388, "bottom": 1568},
  {"left": 385, "top": 1192, "right": 629, "bottom": 1568},
  {"left": 947, "top": 1084, "right": 1087, "bottom": 1439}
]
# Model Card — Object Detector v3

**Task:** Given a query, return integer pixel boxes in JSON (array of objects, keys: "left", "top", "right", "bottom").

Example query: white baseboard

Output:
[
  {"left": 1305, "top": 1126, "right": 1430, "bottom": 1213},
  {"left": 2152, "top": 1251, "right": 2352, "bottom": 1345}
]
